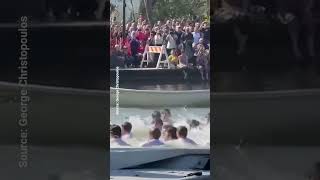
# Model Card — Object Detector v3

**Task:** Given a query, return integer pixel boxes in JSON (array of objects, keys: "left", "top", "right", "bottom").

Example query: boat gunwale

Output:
[{"left": 110, "top": 87, "right": 210, "bottom": 94}]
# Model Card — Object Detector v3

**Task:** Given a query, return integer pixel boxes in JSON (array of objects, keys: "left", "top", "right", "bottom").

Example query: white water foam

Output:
[{"left": 110, "top": 107, "right": 210, "bottom": 148}]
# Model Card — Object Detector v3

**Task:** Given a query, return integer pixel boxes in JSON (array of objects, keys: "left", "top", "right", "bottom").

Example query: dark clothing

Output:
[
  {"left": 130, "top": 39, "right": 140, "bottom": 56},
  {"left": 175, "top": 31, "right": 183, "bottom": 45},
  {"left": 147, "top": 37, "right": 155, "bottom": 46},
  {"left": 130, "top": 39, "right": 140, "bottom": 67},
  {"left": 201, "top": 27, "right": 210, "bottom": 43},
  {"left": 182, "top": 32, "right": 194, "bottom": 42}
]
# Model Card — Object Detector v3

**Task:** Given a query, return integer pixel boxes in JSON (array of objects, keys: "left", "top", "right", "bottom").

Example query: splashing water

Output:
[{"left": 110, "top": 107, "right": 210, "bottom": 147}]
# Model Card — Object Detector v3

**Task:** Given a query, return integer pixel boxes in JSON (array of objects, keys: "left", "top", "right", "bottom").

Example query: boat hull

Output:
[
  {"left": 111, "top": 169, "right": 211, "bottom": 180},
  {"left": 110, "top": 87, "right": 210, "bottom": 107},
  {"left": 110, "top": 148, "right": 210, "bottom": 170}
]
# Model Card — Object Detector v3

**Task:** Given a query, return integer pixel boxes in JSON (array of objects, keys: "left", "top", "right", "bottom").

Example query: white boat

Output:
[
  {"left": 110, "top": 147, "right": 210, "bottom": 170},
  {"left": 110, "top": 147, "right": 210, "bottom": 180},
  {"left": 110, "top": 87, "right": 210, "bottom": 107},
  {"left": 111, "top": 169, "right": 211, "bottom": 180}
]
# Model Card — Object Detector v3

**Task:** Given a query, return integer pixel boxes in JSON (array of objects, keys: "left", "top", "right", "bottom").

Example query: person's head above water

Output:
[
  {"left": 177, "top": 126, "right": 189, "bottom": 139},
  {"left": 152, "top": 110, "right": 161, "bottom": 120},
  {"left": 149, "top": 128, "right": 161, "bottom": 140},
  {"left": 187, "top": 119, "right": 200, "bottom": 129},
  {"left": 164, "top": 126, "right": 177, "bottom": 141},
  {"left": 162, "top": 109, "right": 171, "bottom": 117},
  {"left": 110, "top": 124, "right": 121, "bottom": 139},
  {"left": 121, "top": 121, "right": 132, "bottom": 135}
]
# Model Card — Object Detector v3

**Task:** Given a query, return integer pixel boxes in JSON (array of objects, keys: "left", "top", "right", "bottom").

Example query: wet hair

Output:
[
  {"left": 122, "top": 121, "right": 132, "bottom": 133},
  {"left": 162, "top": 109, "right": 171, "bottom": 116},
  {"left": 166, "top": 126, "right": 177, "bottom": 140},
  {"left": 110, "top": 124, "right": 121, "bottom": 138},
  {"left": 177, "top": 126, "right": 188, "bottom": 138},
  {"left": 152, "top": 111, "right": 161, "bottom": 119},
  {"left": 188, "top": 119, "right": 200, "bottom": 129},
  {"left": 149, "top": 128, "right": 161, "bottom": 139}
]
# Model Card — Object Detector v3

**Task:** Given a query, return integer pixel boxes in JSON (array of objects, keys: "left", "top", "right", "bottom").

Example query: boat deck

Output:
[{"left": 111, "top": 170, "right": 210, "bottom": 180}]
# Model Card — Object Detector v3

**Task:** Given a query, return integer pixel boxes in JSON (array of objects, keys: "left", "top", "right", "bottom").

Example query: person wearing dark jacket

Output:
[{"left": 130, "top": 32, "right": 140, "bottom": 67}]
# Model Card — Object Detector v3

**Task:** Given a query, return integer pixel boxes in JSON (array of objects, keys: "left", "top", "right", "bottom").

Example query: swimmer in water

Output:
[
  {"left": 161, "top": 109, "right": 173, "bottom": 125},
  {"left": 161, "top": 124, "right": 172, "bottom": 141},
  {"left": 176, "top": 126, "right": 197, "bottom": 146},
  {"left": 121, "top": 121, "right": 133, "bottom": 140},
  {"left": 110, "top": 124, "right": 130, "bottom": 147},
  {"left": 140, "top": 128, "right": 165, "bottom": 147},
  {"left": 151, "top": 111, "right": 163, "bottom": 131},
  {"left": 163, "top": 126, "right": 178, "bottom": 141},
  {"left": 151, "top": 110, "right": 161, "bottom": 123},
  {"left": 187, "top": 119, "right": 201, "bottom": 129}
]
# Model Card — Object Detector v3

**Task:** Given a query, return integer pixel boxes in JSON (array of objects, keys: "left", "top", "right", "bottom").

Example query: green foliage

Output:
[{"left": 142, "top": 0, "right": 208, "bottom": 23}]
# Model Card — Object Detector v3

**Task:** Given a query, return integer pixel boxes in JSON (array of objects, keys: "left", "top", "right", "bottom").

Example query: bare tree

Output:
[
  {"left": 130, "top": 0, "right": 136, "bottom": 20},
  {"left": 144, "top": 0, "right": 151, "bottom": 23}
]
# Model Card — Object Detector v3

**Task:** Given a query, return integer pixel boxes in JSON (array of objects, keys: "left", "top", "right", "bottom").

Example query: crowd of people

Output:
[
  {"left": 110, "top": 109, "right": 209, "bottom": 148},
  {"left": 110, "top": 15, "right": 210, "bottom": 80}
]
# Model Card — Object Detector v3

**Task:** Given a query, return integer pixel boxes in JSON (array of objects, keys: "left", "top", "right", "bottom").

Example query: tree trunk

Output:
[
  {"left": 144, "top": 0, "right": 151, "bottom": 24},
  {"left": 130, "top": 0, "right": 135, "bottom": 21}
]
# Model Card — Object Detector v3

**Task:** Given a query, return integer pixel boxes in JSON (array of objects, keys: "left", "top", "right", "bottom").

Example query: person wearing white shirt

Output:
[
  {"left": 154, "top": 31, "right": 164, "bottom": 46},
  {"left": 140, "top": 128, "right": 165, "bottom": 147},
  {"left": 166, "top": 30, "right": 177, "bottom": 55},
  {"left": 110, "top": 124, "right": 130, "bottom": 147}
]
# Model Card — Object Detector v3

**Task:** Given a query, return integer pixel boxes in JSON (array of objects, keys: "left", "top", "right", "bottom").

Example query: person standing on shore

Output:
[
  {"left": 130, "top": 32, "right": 140, "bottom": 67},
  {"left": 166, "top": 29, "right": 178, "bottom": 55}
]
